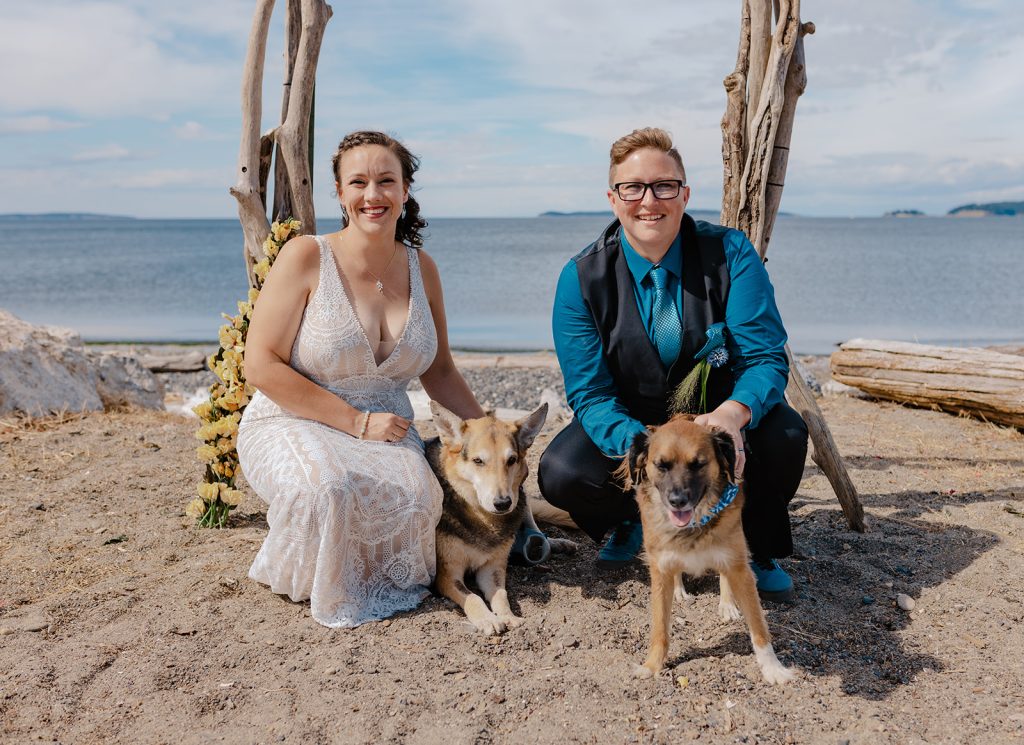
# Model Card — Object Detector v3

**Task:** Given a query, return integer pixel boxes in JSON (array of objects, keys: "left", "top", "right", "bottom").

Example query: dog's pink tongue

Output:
[{"left": 669, "top": 509, "right": 693, "bottom": 528}]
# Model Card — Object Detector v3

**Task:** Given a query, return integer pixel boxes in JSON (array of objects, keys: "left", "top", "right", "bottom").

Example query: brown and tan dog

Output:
[
  {"left": 427, "top": 401, "right": 549, "bottom": 635},
  {"left": 621, "top": 414, "right": 796, "bottom": 685}
]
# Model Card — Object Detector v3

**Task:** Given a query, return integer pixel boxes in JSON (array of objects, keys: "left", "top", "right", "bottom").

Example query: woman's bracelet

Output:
[{"left": 357, "top": 410, "right": 371, "bottom": 439}]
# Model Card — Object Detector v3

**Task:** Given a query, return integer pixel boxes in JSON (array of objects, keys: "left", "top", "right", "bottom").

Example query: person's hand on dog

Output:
[
  {"left": 365, "top": 413, "right": 411, "bottom": 443},
  {"left": 694, "top": 400, "right": 751, "bottom": 477}
]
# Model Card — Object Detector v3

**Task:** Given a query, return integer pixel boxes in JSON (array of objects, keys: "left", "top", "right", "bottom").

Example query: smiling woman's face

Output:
[
  {"left": 335, "top": 144, "right": 409, "bottom": 237},
  {"left": 607, "top": 147, "right": 690, "bottom": 258}
]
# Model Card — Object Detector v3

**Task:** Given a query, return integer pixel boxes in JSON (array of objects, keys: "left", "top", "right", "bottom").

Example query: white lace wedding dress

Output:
[{"left": 237, "top": 236, "right": 442, "bottom": 628}]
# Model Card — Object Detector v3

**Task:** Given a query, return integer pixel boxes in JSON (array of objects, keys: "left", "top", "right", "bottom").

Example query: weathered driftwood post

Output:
[
  {"left": 721, "top": 0, "right": 866, "bottom": 531},
  {"left": 229, "top": 0, "right": 333, "bottom": 287}
]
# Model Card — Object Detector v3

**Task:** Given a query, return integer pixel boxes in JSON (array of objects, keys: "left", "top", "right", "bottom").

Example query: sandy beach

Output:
[{"left": 1, "top": 354, "right": 1023, "bottom": 744}]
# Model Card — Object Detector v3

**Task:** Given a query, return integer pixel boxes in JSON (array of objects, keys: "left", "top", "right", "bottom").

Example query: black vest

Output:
[{"left": 573, "top": 214, "right": 735, "bottom": 425}]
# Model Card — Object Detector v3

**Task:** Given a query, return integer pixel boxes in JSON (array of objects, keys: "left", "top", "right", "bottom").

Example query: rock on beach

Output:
[{"left": 0, "top": 309, "right": 164, "bottom": 416}]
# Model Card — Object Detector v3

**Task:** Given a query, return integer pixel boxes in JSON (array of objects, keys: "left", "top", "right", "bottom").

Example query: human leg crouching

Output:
[
  {"left": 739, "top": 402, "right": 809, "bottom": 601},
  {"left": 538, "top": 418, "right": 643, "bottom": 566}
]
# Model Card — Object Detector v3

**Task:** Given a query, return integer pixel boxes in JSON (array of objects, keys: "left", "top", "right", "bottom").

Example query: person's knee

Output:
[{"left": 538, "top": 446, "right": 577, "bottom": 508}]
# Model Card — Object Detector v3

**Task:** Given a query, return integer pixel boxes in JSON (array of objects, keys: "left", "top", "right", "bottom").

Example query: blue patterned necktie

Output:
[{"left": 649, "top": 265, "right": 682, "bottom": 368}]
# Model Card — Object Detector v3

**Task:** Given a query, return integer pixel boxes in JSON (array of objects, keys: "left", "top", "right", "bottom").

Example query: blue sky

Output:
[{"left": 1, "top": 0, "right": 1021, "bottom": 221}]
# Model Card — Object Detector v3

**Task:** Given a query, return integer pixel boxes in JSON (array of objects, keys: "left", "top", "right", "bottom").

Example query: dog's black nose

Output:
[
  {"left": 493, "top": 496, "right": 513, "bottom": 512},
  {"left": 667, "top": 491, "right": 692, "bottom": 509}
]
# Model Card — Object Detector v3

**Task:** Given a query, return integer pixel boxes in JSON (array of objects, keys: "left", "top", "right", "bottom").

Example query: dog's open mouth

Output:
[{"left": 668, "top": 509, "right": 694, "bottom": 528}]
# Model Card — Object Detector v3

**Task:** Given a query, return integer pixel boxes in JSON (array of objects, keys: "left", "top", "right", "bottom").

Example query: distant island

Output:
[
  {"left": 540, "top": 208, "right": 723, "bottom": 219},
  {"left": 947, "top": 201, "right": 1024, "bottom": 217},
  {"left": 0, "top": 212, "right": 138, "bottom": 221},
  {"left": 884, "top": 209, "right": 925, "bottom": 217}
]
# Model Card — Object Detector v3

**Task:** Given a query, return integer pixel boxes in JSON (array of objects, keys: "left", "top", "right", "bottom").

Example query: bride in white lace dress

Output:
[{"left": 237, "top": 131, "right": 485, "bottom": 628}]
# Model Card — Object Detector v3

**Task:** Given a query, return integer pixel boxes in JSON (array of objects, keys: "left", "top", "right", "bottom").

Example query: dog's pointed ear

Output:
[
  {"left": 430, "top": 401, "right": 465, "bottom": 449},
  {"left": 615, "top": 428, "right": 651, "bottom": 488},
  {"left": 515, "top": 403, "right": 548, "bottom": 451},
  {"left": 710, "top": 427, "right": 738, "bottom": 481}
]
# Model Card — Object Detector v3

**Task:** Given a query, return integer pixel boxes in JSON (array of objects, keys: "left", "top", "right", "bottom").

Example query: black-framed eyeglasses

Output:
[{"left": 611, "top": 180, "right": 685, "bottom": 201}]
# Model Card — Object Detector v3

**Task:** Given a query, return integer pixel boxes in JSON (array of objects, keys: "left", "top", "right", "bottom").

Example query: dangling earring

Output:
[
  {"left": 400, "top": 203, "right": 407, "bottom": 221},
  {"left": 340, "top": 205, "right": 348, "bottom": 227}
]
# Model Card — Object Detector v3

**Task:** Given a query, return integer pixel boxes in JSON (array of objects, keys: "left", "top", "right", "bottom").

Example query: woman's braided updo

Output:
[{"left": 330, "top": 131, "right": 427, "bottom": 248}]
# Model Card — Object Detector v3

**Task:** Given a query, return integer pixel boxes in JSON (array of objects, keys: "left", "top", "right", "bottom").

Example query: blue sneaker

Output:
[
  {"left": 751, "top": 556, "right": 795, "bottom": 602},
  {"left": 597, "top": 520, "right": 644, "bottom": 567},
  {"left": 509, "top": 524, "right": 551, "bottom": 566}
]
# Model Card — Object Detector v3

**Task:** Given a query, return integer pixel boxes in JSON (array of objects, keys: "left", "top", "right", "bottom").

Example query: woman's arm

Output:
[
  {"left": 416, "top": 250, "right": 486, "bottom": 420},
  {"left": 244, "top": 235, "right": 400, "bottom": 438}
]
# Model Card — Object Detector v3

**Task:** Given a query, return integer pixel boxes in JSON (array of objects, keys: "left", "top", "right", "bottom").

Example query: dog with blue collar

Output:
[{"left": 619, "top": 414, "right": 797, "bottom": 684}]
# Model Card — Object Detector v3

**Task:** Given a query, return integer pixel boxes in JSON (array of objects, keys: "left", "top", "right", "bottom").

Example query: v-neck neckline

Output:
[{"left": 322, "top": 235, "right": 414, "bottom": 369}]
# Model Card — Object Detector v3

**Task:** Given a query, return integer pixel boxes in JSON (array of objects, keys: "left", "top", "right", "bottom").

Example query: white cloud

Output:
[
  {"left": 0, "top": 115, "right": 85, "bottom": 135},
  {"left": 174, "top": 121, "right": 212, "bottom": 140},
  {"left": 71, "top": 144, "right": 132, "bottom": 162},
  {"left": 0, "top": 1, "right": 244, "bottom": 118},
  {"left": 119, "top": 167, "right": 228, "bottom": 189}
]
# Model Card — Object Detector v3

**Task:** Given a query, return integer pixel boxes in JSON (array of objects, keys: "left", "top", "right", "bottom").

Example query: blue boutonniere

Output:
[{"left": 670, "top": 322, "right": 729, "bottom": 414}]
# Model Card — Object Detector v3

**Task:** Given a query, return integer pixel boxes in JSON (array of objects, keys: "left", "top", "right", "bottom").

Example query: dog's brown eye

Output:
[
  {"left": 506, "top": 455, "right": 518, "bottom": 466},
  {"left": 655, "top": 460, "right": 670, "bottom": 472},
  {"left": 472, "top": 457, "right": 485, "bottom": 466},
  {"left": 689, "top": 458, "right": 707, "bottom": 471}
]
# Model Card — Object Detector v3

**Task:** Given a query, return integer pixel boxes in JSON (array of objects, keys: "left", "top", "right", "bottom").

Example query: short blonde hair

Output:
[{"left": 609, "top": 127, "right": 686, "bottom": 184}]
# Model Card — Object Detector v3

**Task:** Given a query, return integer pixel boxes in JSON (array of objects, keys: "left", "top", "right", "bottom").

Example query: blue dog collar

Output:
[{"left": 688, "top": 482, "right": 739, "bottom": 529}]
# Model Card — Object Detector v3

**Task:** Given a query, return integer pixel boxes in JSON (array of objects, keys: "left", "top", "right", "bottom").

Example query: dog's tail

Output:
[{"left": 528, "top": 496, "right": 578, "bottom": 530}]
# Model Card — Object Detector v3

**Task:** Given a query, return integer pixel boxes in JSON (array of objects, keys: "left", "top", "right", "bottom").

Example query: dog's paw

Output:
[
  {"left": 632, "top": 663, "right": 655, "bottom": 680},
  {"left": 718, "top": 599, "right": 741, "bottom": 621},
  {"left": 471, "top": 613, "right": 507, "bottom": 636},
  {"left": 548, "top": 537, "right": 578, "bottom": 555},
  {"left": 497, "top": 614, "right": 524, "bottom": 629},
  {"left": 673, "top": 579, "right": 693, "bottom": 605},
  {"left": 760, "top": 662, "right": 798, "bottom": 686}
]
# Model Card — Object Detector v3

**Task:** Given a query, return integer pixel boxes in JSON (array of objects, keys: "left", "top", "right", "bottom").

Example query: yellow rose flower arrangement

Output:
[{"left": 190, "top": 217, "right": 301, "bottom": 528}]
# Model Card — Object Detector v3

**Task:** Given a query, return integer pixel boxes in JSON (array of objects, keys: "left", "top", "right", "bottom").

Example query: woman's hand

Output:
[
  {"left": 694, "top": 400, "right": 751, "bottom": 478},
  {"left": 364, "top": 412, "right": 411, "bottom": 442}
]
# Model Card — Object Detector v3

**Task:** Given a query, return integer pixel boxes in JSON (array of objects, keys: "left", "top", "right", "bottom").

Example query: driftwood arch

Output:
[
  {"left": 229, "top": 0, "right": 866, "bottom": 530},
  {"left": 229, "top": 0, "right": 331, "bottom": 288},
  {"left": 719, "top": 0, "right": 864, "bottom": 530}
]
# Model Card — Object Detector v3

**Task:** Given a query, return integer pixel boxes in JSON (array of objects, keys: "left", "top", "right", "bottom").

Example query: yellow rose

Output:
[
  {"left": 253, "top": 258, "right": 271, "bottom": 280},
  {"left": 272, "top": 222, "right": 292, "bottom": 242},
  {"left": 193, "top": 401, "right": 213, "bottom": 419},
  {"left": 221, "top": 489, "right": 244, "bottom": 507},
  {"left": 197, "top": 482, "right": 219, "bottom": 501},
  {"left": 196, "top": 444, "right": 219, "bottom": 462},
  {"left": 186, "top": 498, "right": 208, "bottom": 518},
  {"left": 248, "top": 288, "right": 260, "bottom": 304}
]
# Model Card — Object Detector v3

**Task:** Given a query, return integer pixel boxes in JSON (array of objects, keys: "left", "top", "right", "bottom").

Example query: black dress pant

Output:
[{"left": 537, "top": 402, "right": 808, "bottom": 558}]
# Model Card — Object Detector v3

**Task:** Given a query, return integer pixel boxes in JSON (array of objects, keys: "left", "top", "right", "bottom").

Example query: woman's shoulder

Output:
[{"left": 275, "top": 233, "right": 324, "bottom": 271}]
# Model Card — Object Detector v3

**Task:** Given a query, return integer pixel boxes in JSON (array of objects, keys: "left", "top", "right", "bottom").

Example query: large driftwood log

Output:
[{"left": 831, "top": 339, "right": 1024, "bottom": 429}]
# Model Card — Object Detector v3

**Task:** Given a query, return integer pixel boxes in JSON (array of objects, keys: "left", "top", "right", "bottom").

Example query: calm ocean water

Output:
[{"left": 1, "top": 215, "right": 1021, "bottom": 355}]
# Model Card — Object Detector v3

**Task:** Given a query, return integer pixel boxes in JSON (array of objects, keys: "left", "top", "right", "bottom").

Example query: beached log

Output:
[{"left": 831, "top": 340, "right": 1024, "bottom": 429}]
